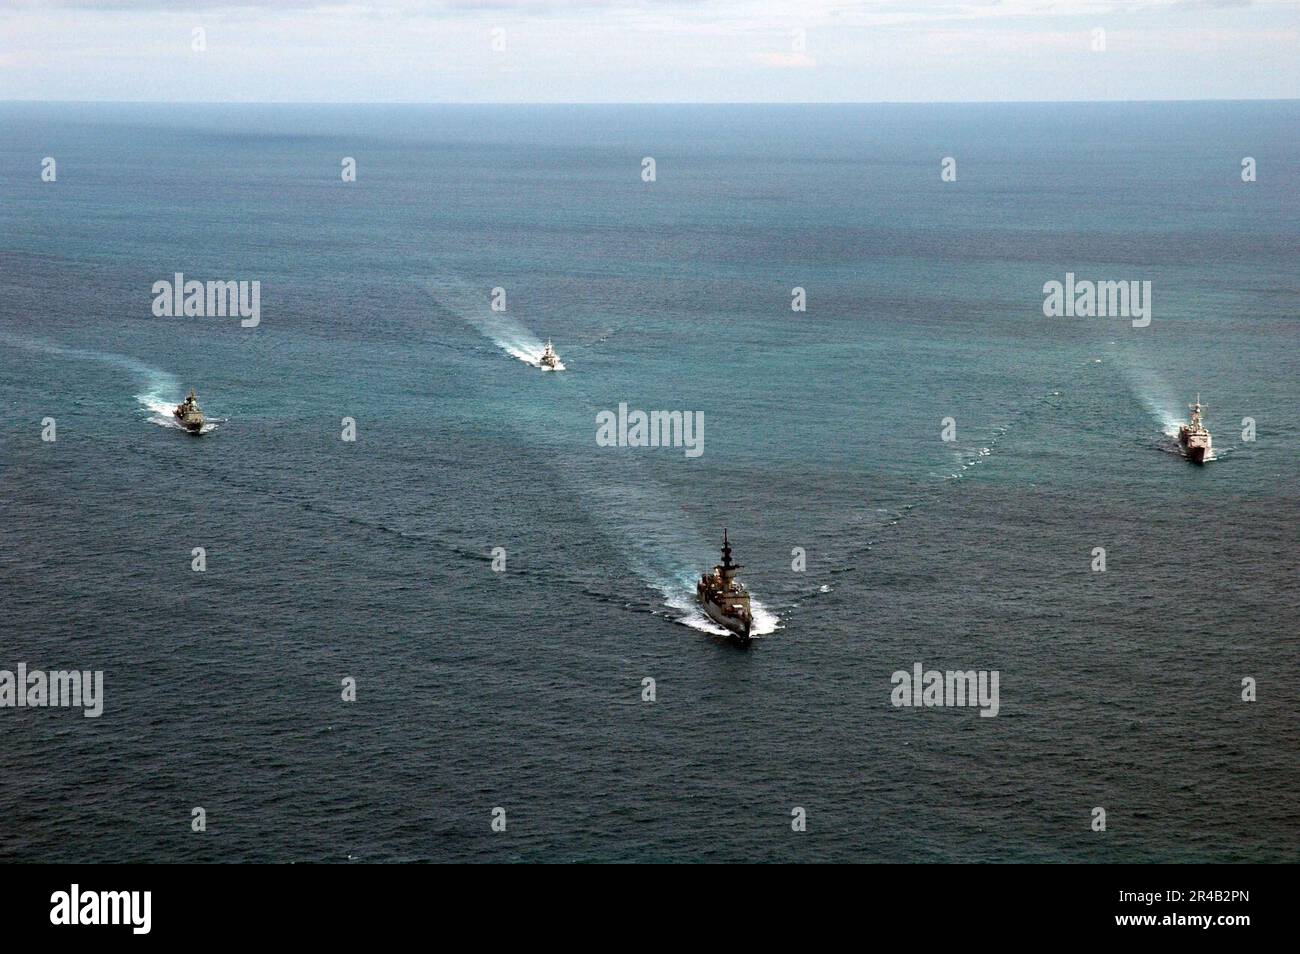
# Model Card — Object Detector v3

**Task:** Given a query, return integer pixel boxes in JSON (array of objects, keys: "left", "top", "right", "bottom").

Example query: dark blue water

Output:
[{"left": 1, "top": 103, "right": 1296, "bottom": 862}]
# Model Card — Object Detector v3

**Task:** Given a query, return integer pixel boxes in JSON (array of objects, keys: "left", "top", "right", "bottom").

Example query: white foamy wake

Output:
[
  {"left": 1148, "top": 395, "right": 1181, "bottom": 438},
  {"left": 0, "top": 332, "right": 210, "bottom": 431},
  {"left": 421, "top": 278, "right": 555, "bottom": 369},
  {"left": 502, "top": 340, "right": 552, "bottom": 369},
  {"left": 746, "top": 600, "right": 781, "bottom": 637},
  {"left": 136, "top": 380, "right": 185, "bottom": 429},
  {"left": 1113, "top": 351, "right": 1182, "bottom": 436}
]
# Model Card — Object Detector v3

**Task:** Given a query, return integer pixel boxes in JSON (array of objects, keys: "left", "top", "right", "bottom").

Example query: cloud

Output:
[
  {"left": 750, "top": 50, "right": 818, "bottom": 68},
  {"left": 3, "top": 0, "right": 1296, "bottom": 102},
  {"left": 2, "top": 0, "right": 626, "bottom": 9},
  {"left": 2, "top": 0, "right": 1285, "bottom": 21}
]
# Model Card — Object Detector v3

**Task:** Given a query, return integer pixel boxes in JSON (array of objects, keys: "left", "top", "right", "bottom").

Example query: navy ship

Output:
[
  {"left": 1177, "top": 396, "right": 1213, "bottom": 464},
  {"left": 173, "top": 388, "right": 205, "bottom": 434},
  {"left": 697, "top": 529, "right": 753, "bottom": 645},
  {"left": 539, "top": 340, "right": 565, "bottom": 371}
]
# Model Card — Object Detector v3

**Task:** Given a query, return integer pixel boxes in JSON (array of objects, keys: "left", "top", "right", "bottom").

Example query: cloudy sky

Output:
[{"left": 1, "top": 0, "right": 1297, "bottom": 102}]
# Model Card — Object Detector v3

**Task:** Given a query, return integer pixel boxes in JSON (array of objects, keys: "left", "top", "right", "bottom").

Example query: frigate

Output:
[
  {"left": 1177, "top": 396, "right": 1213, "bottom": 464},
  {"left": 697, "top": 529, "right": 753, "bottom": 645},
  {"left": 539, "top": 340, "right": 565, "bottom": 371},
  {"left": 173, "top": 388, "right": 205, "bottom": 434}
]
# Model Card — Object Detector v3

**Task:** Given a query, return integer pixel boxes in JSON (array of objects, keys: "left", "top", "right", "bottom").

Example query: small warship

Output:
[
  {"left": 539, "top": 340, "right": 565, "bottom": 371},
  {"left": 173, "top": 388, "right": 205, "bottom": 434},
  {"left": 1177, "top": 395, "right": 1213, "bottom": 464},
  {"left": 697, "top": 529, "right": 753, "bottom": 646}
]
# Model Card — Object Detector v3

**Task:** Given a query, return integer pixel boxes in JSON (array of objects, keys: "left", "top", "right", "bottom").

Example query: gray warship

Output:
[
  {"left": 539, "top": 340, "right": 565, "bottom": 371},
  {"left": 697, "top": 529, "right": 753, "bottom": 645},
  {"left": 173, "top": 388, "right": 205, "bottom": 434},
  {"left": 1177, "top": 396, "right": 1213, "bottom": 464}
]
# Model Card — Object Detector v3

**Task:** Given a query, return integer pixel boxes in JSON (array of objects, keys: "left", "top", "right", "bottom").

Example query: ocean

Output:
[{"left": 1, "top": 102, "right": 1296, "bottom": 862}]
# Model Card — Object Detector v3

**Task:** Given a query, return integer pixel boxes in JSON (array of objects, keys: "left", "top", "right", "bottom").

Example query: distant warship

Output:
[
  {"left": 539, "top": 340, "right": 565, "bottom": 371},
  {"left": 1177, "top": 396, "right": 1213, "bottom": 464},
  {"left": 697, "top": 529, "right": 753, "bottom": 645},
  {"left": 173, "top": 388, "right": 205, "bottom": 434}
]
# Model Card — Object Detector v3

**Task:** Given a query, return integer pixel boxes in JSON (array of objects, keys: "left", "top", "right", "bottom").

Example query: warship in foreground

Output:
[
  {"left": 539, "top": 340, "right": 565, "bottom": 371},
  {"left": 1177, "top": 396, "right": 1213, "bottom": 464},
  {"left": 697, "top": 529, "right": 753, "bottom": 646},
  {"left": 173, "top": 388, "right": 205, "bottom": 434}
]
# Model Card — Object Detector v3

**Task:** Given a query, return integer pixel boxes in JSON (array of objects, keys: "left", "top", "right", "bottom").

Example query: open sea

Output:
[{"left": 1, "top": 102, "right": 1296, "bottom": 862}]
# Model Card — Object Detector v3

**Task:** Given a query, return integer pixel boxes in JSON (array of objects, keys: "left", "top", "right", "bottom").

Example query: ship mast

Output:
[{"left": 719, "top": 528, "right": 742, "bottom": 581}]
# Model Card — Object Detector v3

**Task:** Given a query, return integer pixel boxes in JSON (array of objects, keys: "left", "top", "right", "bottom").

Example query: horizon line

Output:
[{"left": 3, "top": 97, "right": 1298, "bottom": 107}]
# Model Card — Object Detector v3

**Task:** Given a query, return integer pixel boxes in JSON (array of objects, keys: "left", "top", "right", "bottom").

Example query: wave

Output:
[{"left": 940, "top": 391, "right": 1059, "bottom": 481}]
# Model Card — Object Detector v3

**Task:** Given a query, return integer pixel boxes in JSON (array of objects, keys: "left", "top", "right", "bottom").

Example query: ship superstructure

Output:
[{"left": 1177, "top": 395, "right": 1213, "bottom": 464}]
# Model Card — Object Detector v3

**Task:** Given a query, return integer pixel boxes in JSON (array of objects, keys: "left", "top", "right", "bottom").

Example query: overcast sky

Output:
[{"left": 2, "top": 0, "right": 1297, "bottom": 102}]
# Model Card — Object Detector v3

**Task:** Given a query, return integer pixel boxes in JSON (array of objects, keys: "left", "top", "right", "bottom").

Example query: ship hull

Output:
[
  {"left": 1178, "top": 433, "right": 1211, "bottom": 464},
  {"left": 700, "top": 599, "right": 752, "bottom": 646},
  {"left": 175, "top": 414, "right": 204, "bottom": 434}
]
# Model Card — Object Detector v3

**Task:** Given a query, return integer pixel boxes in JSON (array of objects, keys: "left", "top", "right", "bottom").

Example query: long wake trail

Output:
[
  {"left": 421, "top": 277, "right": 552, "bottom": 369},
  {"left": 0, "top": 331, "right": 205, "bottom": 431},
  {"left": 1111, "top": 348, "right": 1182, "bottom": 437}
]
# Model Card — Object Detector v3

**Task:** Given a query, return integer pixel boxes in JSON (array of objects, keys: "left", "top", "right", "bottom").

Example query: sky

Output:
[{"left": 1, "top": 0, "right": 1297, "bottom": 103}]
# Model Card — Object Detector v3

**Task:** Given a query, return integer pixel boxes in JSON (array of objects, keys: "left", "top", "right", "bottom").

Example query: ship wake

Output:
[
  {"left": 421, "top": 278, "right": 555, "bottom": 369},
  {"left": 567, "top": 470, "right": 781, "bottom": 639},
  {"left": 1113, "top": 351, "right": 1182, "bottom": 437},
  {"left": 0, "top": 332, "right": 214, "bottom": 431}
]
